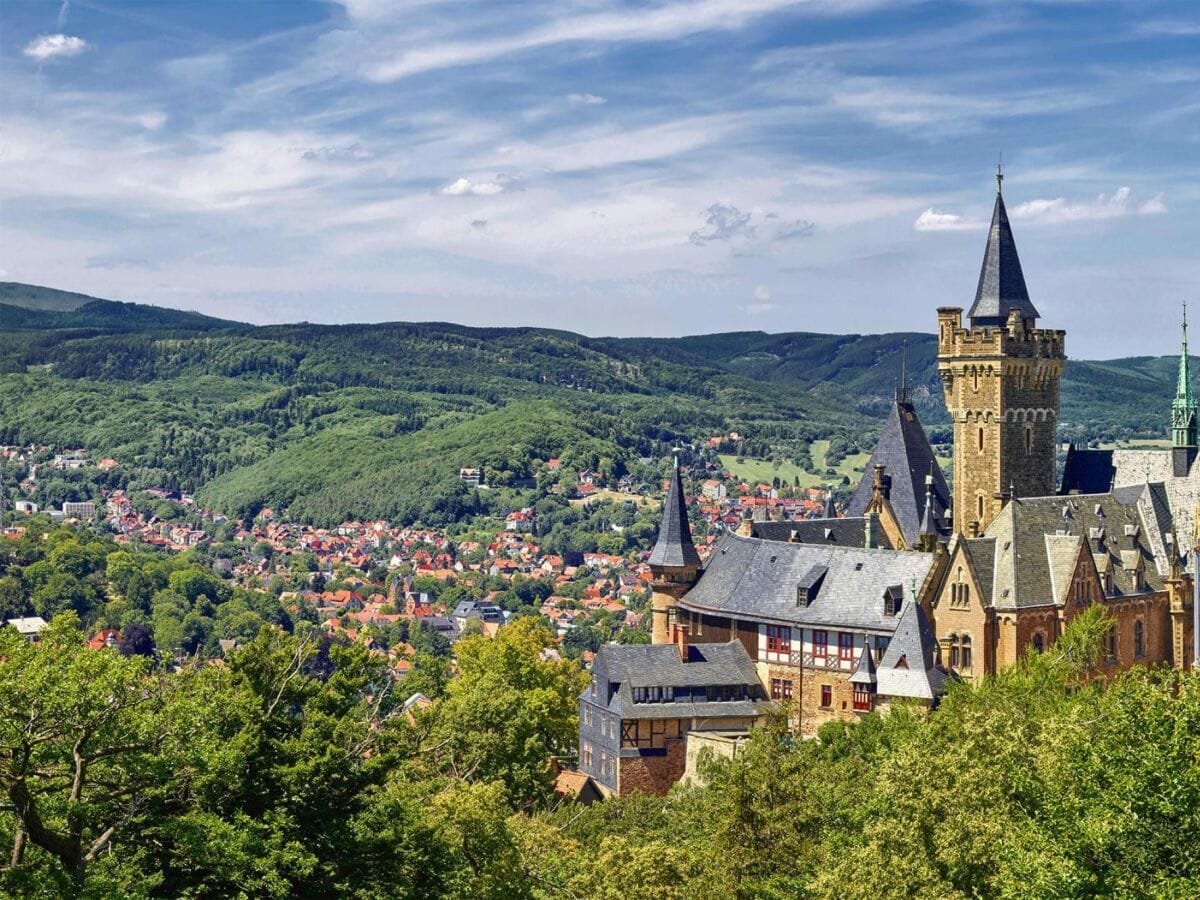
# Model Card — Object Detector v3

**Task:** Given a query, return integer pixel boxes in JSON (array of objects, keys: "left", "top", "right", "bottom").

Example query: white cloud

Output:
[
  {"left": 753, "top": 284, "right": 771, "bottom": 301},
  {"left": 23, "top": 34, "right": 88, "bottom": 61},
  {"left": 441, "top": 177, "right": 505, "bottom": 196},
  {"left": 567, "top": 93, "right": 607, "bottom": 105},
  {"left": 913, "top": 208, "right": 985, "bottom": 232},
  {"left": 1010, "top": 187, "right": 1167, "bottom": 225}
]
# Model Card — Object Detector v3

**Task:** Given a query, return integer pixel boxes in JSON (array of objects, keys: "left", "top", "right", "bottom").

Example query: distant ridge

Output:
[
  {"left": 0, "top": 283, "right": 242, "bottom": 332},
  {"left": 0, "top": 282, "right": 102, "bottom": 312}
]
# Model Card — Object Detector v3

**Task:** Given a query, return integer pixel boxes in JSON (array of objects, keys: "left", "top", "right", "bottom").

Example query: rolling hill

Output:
[{"left": 0, "top": 282, "right": 1185, "bottom": 525}]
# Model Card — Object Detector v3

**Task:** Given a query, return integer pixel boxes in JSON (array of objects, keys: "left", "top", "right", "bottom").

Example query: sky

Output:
[{"left": 1, "top": 0, "right": 1198, "bottom": 357}]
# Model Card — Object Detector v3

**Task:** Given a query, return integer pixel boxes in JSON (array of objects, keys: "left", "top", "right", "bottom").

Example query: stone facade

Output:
[{"left": 937, "top": 306, "right": 1065, "bottom": 535}]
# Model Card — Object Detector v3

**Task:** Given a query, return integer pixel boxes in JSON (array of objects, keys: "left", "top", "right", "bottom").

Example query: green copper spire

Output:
[{"left": 1172, "top": 302, "right": 1197, "bottom": 450}]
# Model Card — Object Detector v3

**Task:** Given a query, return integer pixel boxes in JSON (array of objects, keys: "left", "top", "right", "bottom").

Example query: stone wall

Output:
[{"left": 617, "top": 738, "right": 687, "bottom": 797}]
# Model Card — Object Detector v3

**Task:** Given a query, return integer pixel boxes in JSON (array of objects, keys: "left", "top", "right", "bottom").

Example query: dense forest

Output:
[
  {"left": 3, "top": 595, "right": 1198, "bottom": 898},
  {"left": 0, "top": 282, "right": 1187, "bottom": 526}
]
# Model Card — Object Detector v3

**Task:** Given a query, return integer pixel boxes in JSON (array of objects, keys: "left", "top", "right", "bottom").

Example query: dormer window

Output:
[
  {"left": 796, "top": 565, "right": 828, "bottom": 607},
  {"left": 883, "top": 584, "right": 904, "bottom": 616}
]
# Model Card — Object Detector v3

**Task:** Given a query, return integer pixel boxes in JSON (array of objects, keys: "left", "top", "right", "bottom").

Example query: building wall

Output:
[
  {"left": 618, "top": 738, "right": 687, "bottom": 796},
  {"left": 929, "top": 544, "right": 991, "bottom": 681}
]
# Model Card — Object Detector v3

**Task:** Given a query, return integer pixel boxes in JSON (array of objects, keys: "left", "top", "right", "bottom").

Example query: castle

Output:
[{"left": 578, "top": 175, "right": 1197, "bottom": 798}]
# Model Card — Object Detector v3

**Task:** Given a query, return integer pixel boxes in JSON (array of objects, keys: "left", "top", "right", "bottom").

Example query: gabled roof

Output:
[
  {"left": 848, "top": 399, "right": 949, "bottom": 547},
  {"left": 648, "top": 463, "right": 701, "bottom": 568},
  {"left": 981, "top": 489, "right": 1173, "bottom": 609},
  {"left": 875, "top": 600, "right": 946, "bottom": 700},
  {"left": 967, "top": 190, "right": 1040, "bottom": 326}
]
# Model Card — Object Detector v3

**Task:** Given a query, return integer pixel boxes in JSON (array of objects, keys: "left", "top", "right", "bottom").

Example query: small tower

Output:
[
  {"left": 917, "top": 475, "right": 939, "bottom": 552},
  {"left": 649, "top": 459, "right": 701, "bottom": 644},
  {"left": 938, "top": 172, "right": 1066, "bottom": 535},
  {"left": 1172, "top": 303, "right": 1197, "bottom": 477}
]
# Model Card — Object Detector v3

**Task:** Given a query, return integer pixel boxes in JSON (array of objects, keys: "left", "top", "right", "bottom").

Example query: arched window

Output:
[
  {"left": 1104, "top": 627, "right": 1118, "bottom": 662},
  {"left": 1032, "top": 632, "right": 1045, "bottom": 654},
  {"left": 978, "top": 427, "right": 985, "bottom": 452},
  {"left": 961, "top": 635, "right": 972, "bottom": 669},
  {"left": 1134, "top": 620, "right": 1145, "bottom": 659},
  {"left": 977, "top": 495, "right": 985, "bottom": 521},
  {"left": 949, "top": 634, "right": 973, "bottom": 670},
  {"left": 973, "top": 368, "right": 980, "bottom": 392},
  {"left": 1025, "top": 426, "right": 1033, "bottom": 455}
]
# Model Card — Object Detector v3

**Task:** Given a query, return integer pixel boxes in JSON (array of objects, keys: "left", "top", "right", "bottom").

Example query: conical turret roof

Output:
[
  {"left": 648, "top": 462, "right": 701, "bottom": 568},
  {"left": 967, "top": 189, "right": 1040, "bottom": 327}
]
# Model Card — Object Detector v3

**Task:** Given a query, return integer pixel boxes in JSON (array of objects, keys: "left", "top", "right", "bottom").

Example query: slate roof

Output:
[
  {"left": 980, "top": 488, "right": 1174, "bottom": 610},
  {"left": 848, "top": 398, "right": 949, "bottom": 547},
  {"left": 585, "top": 641, "right": 774, "bottom": 721},
  {"left": 681, "top": 532, "right": 936, "bottom": 634},
  {"left": 1060, "top": 446, "right": 1116, "bottom": 495},
  {"left": 849, "top": 643, "right": 877, "bottom": 685},
  {"left": 967, "top": 191, "right": 1040, "bottom": 326},
  {"left": 648, "top": 464, "right": 701, "bottom": 568},
  {"left": 750, "top": 516, "right": 895, "bottom": 549},
  {"left": 876, "top": 600, "right": 946, "bottom": 700},
  {"left": 960, "top": 537, "right": 996, "bottom": 602}
]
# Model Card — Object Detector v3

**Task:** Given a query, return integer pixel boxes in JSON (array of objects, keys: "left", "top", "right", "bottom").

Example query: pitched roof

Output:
[
  {"left": 967, "top": 190, "right": 1040, "bottom": 326},
  {"left": 648, "top": 463, "right": 701, "bottom": 568},
  {"left": 750, "top": 516, "right": 894, "bottom": 549},
  {"left": 585, "top": 640, "right": 774, "bottom": 720},
  {"left": 981, "top": 488, "right": 1173, "bottom": 609},
  {"left": 681, "top": 532, "right": 936, "bottom": 633},
  {"left": 848, "top": 399, "right": 949, "bottom": 547},
  {"left": 875, "top": 600, "right": 946, "bottom": 700},
  {"left": 1060, "top": 446, "right": 1116, "bottom": 495}
]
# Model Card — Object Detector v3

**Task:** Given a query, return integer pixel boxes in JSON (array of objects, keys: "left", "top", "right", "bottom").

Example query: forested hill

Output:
[{"left": 0, "top": 282, "right": 1185, "bottom": 525}]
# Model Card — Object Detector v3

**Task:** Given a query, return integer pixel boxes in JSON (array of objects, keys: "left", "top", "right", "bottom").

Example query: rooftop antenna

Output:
[{"left": 996, "top": 154, "right": 1004, "bottom": 195}]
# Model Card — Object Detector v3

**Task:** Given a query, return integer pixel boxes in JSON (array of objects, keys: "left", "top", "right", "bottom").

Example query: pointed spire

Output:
[
  {"left": 648, "top": 460, "right": 701, "bottom": 569},
  {"left": 850, "top": 641, "right": 878, "bottom": 686},
  {"left": 967, "top": 176, "right": 1040, "bottom": 328},
  {"left": 918, "top": 475, "right": 938, "bottom": 540},
  {"left": 1173, "top": 302, "right": 1198, "bottom": 451},
  {"left": 823, "top": 487, "right": 836, "bottom": 519},
  {"left": 895, "top": 340, "right": 909, "bottom": 404}
]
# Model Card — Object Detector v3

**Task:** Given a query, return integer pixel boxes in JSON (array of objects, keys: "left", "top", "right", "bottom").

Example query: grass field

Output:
[
  {"left": 570, "top": 489, "right": 660, "bottom": 509},
  {"left": 720, "top": 439, "right": 873, "bottom": 490}
]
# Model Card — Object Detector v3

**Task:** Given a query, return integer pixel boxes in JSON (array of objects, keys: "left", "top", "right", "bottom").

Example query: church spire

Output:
[
  {"left": 648, "top": 459, "right": 701, "bottom": 569},
  {"left": 1172, "top": 303, "right": 1198, "bottom": 472},
  {"left": 967, "top": 174, "right": 1040, "bottom": 328}
]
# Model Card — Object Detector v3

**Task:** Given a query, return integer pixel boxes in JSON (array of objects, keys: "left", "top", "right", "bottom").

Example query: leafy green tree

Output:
[{"left": 427, "top": 618, "right": 587, "bottom": 809}]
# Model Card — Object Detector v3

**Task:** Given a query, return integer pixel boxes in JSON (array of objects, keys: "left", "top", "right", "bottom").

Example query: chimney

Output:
[
  {"left": 675, "top": 622, "right": 690, "bottom": 662},
  {"left": 865, "top": 512, "right": 878, "bottom": 549}
]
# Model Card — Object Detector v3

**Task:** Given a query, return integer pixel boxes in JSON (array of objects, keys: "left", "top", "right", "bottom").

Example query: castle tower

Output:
[
  {"left": 649, "top": 459, "right": 701, "bottom": 644},
  {"left": 1172, "top": 304, "right": 1197, "bottom": 477},
  {"left": 937, "top": 172, "right": 1066, "bottom": 535}
]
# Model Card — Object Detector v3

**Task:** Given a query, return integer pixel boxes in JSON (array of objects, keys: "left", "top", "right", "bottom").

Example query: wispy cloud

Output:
[
  {"left": 364, "top": 0, "right": 862, "bottom": 81},
  {"left": 23, "top": 34, "right": 88, "bottom": 61},
  {"left": 567, "top": 93, "right": 607, "bottom": 105},
  {"left": 690, "top": 202, "right": 816, "bottom": 245}
]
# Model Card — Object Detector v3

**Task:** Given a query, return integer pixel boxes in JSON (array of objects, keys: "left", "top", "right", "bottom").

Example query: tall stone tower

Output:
[
  {"left": 648, "top": 460, "right": 701, "bottom": 644},
  {"left": 937, "top": 173, "right": 1066, "bottom": 535},
  {"left": 1171, "top": 305, "right": 1197, "bottom": 477}
]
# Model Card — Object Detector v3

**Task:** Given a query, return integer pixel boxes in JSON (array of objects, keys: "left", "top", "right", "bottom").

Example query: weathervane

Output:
[{"left": 996, "top": 154, "right": 1004, "bottom": 195}]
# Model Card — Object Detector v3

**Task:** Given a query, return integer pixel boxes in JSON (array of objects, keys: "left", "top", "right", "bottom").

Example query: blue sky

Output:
[{"left": 1, "top": 0, "right": 1197, "bottom": 356}]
